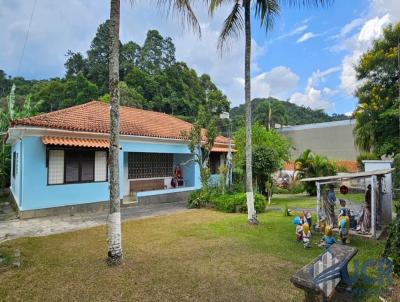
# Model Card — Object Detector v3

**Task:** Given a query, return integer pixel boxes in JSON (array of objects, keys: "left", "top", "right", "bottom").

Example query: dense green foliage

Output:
[
  {"left": 353, "top": 22, "right": 400, "bottom": 157},
  {"left": 0, "top": 86, "right": 40, "bottom": 188},
  {"left": 185, "top": 106, "right": 218, "bottom": 187},
  {"left": 212, "top": 193, "right": 266, "bottom": 213},
  {"left": 230, "top": 97, "right": 348, "bottom": 131},
  {"left": 0, "top": 21, "right": 229, "bottom": 122},
  {"left": 295, "top": 149, "right": 337, "bottom": 196},
  {"left": 393, "top": 154, "right": 400, "bottom": 191},
  {"left": 383, "top": 200, "right": 400, "bottom": 276},
  {"left": 187, "top": 189, "right": 266, "bottom": 214},
  {"left": 233, "top": 123, "right": 291, "bottom": 195},
  {"left": 356, "top": 152, "right": 379, "bottom": 171}
]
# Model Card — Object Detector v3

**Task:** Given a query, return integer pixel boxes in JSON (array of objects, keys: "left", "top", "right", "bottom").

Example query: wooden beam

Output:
[
  {"left": 316, "top": 182, "right": 321, "bottom": 226},
  {"left": 371, "top": 176, "right": 376, "bottom": 238}
]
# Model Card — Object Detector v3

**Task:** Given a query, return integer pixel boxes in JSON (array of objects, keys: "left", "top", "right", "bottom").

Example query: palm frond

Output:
[
  {"left": 254, "top": 0, "right": 281, "bottom": 32},
  {"left": 217, "top": 0, "right": 244, "bottom": 51},
  {"left": 277, "top": 0, "right": 333, "bottom": 8},
  {"left": 207, "top": 0, "right": 231, "bottom": 16},
  {"left": 157, "top": 0, "right": 201, "bottom": 36}
]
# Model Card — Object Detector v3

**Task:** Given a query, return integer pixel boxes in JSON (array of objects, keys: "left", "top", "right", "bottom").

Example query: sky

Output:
[{"left": 0, "top": 0, "right": 399, "bottom": 115}]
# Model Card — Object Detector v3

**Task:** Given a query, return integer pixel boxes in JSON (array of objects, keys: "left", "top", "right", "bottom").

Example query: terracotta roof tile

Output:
[
  {"left": 13, "top": 100, "right": 229, "bottom": 144},
  {"left": 42, "top": 136, "right": 109, "bottom": 148},
  {"left": 336, "top": 160, "right": 358, "bottom": 173}
]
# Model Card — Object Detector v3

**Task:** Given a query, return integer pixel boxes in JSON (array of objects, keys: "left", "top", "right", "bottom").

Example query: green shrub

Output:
[
  {"left": 187, "top": 190, "right": 211, "bottom": 209},
  {"left": 212, "top": 193, "right": 266, "bottom": 213},
  {"left": 393, "top": 153, "right": 400, "bottom": 191},
  {"left": 273, "top": 183, "right": 304, "bottom": 195},
  {"left": 288, "top": 182, "right": 304, "bottom": 194},
  {"left": 273, "top": 187, "right": 289, "bottom": 194},
  {"left": 356, "top": 152, "right": 379, "bottom": 170},
  {"left": 383, "top": 216, "right": 400, "bottom": 276}
]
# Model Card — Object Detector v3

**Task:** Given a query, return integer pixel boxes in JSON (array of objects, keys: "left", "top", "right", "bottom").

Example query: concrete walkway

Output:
[{"left": 0, "top": 201, "right": 189, "bottom": 243}]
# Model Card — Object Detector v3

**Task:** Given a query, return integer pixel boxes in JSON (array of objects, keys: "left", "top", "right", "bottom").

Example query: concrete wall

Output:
[
  {"left": 279, "top": 120, "right": 358, "bottom": 160},
  {"left": 11, "top": 136, "right": 200, "bottom": 211}
]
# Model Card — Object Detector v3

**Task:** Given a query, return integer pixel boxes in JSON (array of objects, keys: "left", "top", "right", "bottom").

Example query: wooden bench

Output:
[
  {"left": 290, "top": 244, "right": 358, "bottom": 302},
  {"left": 129, "top": 179, "right": 166, "bottom": 193}
]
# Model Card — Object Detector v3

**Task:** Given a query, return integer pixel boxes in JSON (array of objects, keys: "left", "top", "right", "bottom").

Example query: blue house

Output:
[{"left": 7, "top": 100, "right": 230, "bottom": 218}]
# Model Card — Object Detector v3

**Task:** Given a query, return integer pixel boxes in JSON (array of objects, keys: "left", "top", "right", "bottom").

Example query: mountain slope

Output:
[{"left": 230, "top": 97, "right": 349, "bottom": 130}]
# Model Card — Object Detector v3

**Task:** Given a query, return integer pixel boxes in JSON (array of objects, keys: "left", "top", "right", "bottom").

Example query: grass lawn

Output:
[
  {"left": 268, "top": 192, "right": 366, "bottom": 212},
  {"left": 0, "top": 199, "right": 394, "bottom": 302}
]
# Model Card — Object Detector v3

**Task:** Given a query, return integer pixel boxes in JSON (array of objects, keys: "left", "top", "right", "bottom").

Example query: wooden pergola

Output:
[{"left": 301, "top": 168, "right": 394, "bottom": 239}]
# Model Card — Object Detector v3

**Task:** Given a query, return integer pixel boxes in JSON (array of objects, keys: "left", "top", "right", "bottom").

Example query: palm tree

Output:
[
  {"left": 209, "top": 0, "right": 331, "bottom": 224},
  {"left": 107, "top": 0, "right": 200, "bottom": 265}
]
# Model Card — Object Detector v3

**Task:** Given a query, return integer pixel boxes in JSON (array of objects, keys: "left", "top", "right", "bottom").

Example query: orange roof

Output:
[
  {"left": 336, "top": 160, "right": 358, "bottom": 173},
  {"left": 283, "top": 161, "right": 296, "bottom": 171},
  {"left": 211, "top": 145, "right": 237, "bottom": 153},
  {"left": 42, "top": 136, "right": 109, "bottom": 149},
  {"left": 12, "top": 100, "right": 229, "bottom": 145}
]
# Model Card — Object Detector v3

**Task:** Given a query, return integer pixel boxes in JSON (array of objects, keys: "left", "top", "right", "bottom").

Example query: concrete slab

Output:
[{"left": 0, "top": 201, "right": 189, "bottom": 243}]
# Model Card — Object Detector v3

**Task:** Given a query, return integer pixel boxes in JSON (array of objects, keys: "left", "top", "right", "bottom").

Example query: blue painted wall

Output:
[
  {"left": 10, "top": 140, "right": 22, "bottom": 206},
  {"left": 12, "top": 136, "right": 200, "bottom": 211}
]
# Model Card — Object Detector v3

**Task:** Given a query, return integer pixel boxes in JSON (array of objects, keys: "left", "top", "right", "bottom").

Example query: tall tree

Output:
[
  {"left": 106, "top": 0, "right": 200, "bottom": 265},
  {"left": 354, "top": 22, "right": 400, "bottom": 156},
  {"left": 107, "top": 0, "right": 122, "bottom": 265},
  {"left": 209, "top": 0, "right": 331, "bottom": 224}
]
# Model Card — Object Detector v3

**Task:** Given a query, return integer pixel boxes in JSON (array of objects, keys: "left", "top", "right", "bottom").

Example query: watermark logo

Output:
[
  {"left": 313, "top": 251, "right": 341, "bottom": 296},
  {"left": 312, "top": 254, "right": 394, "bottom": 297}
]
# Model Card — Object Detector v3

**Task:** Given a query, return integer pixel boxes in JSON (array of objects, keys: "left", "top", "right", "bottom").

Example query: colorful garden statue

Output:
[
  {"left": 302, "top": 223, "right": 311, "bottom": 249},
  {"left": 319, "top": 226, "right": 336, "bottom": 249},
  {"left": 293, "top": 216, "right": 303, "bottom": 241},
  {"left": 303, "top": 210, "right": 312, "bottom": 228},
  {"left": 338, "top": 215, "right": 350, "bottom": 245},
  {"left": 338, "top": 199, "right": 351, "bottom": 219}
]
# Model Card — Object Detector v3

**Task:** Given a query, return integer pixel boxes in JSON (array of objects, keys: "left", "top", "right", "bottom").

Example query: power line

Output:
[{"left": 16, "top": 0, "right": 38, "bottom": 75}]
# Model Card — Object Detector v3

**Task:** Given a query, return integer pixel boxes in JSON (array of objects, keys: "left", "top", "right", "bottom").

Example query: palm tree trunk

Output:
[
  {"left": 107, "top": 0, "right": 122, "bottom": 264},
  {"left": 244, "top": 0, "right": 257, "bottom": 224}
]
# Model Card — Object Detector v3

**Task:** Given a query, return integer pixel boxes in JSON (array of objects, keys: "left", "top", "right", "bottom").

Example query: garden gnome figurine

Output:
[
  {"left": 338, "top": 216, "right": 350, "bottom": 245},
  {"left": 302, "top": 223, "right": 311, "bottom": 249},
  {"left": 319, "top": 226, "right": 336, "bottom": 249},
  {"left": 293, "top": 216, "right": 303, "bottom": 241}
]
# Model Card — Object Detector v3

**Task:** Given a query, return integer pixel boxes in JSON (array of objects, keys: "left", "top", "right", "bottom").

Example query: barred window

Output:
[{"left": 128, "top": 152, "right": 173, "bottom": 179}]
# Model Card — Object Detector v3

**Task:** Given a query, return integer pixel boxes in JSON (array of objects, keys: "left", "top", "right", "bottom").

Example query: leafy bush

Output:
[
  {"left": 356, "top": 152, "right": 379, "bottom": 171},
  {"left": 273, "top": 182, "right": 304, "bottom": 195},
  {"left": 383, "top": 216, "right": 400, "bottom": 276},
  {"left": 212, "top": 193, "right": 266, "bottom": 213},
  {"left": 295, "top": 149, "right": 336, "bottom": 196},
  {"left": 393, "top": 153, "right": 400, "bottom": 191},
  {"left": 187, "top": 190, "right": 211, "bottom": 209}
]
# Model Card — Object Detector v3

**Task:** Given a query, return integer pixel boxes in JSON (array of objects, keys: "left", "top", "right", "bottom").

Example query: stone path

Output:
[{"left": 0, "top": 201, "right": 189, "bottom": 243}]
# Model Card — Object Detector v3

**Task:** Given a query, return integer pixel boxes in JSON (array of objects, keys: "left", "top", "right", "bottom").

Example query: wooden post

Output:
[
  {"left": 316, "top": 182, "right": 321, "bottom": 227},
  {"left": 371, "top": 176, "right": 376, "bottom": 238}
]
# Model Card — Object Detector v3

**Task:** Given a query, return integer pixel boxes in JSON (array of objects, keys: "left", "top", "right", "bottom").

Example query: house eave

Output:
[{"left": 7, "top": 126, "right": 191, "bottom": 146}]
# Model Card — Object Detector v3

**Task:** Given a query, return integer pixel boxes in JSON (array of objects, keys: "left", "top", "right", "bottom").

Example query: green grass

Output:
[
  {"left": 0, "top": 197, "right": 394, "bottom": 301},
  {"left": 0, "top": 194, "right": 8, "bottom": 204},
  {"left": 269, "top": 192, "right": 366, "bottom": 212}
]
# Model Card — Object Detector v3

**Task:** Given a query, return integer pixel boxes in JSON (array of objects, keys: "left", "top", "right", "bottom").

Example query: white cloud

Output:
[
  {"left": 296, "top": 32, "right": 317, "bottom": 43},
  {"left": 233, "top": 66, "right": 299, "bottom": 103},
  {"left": 338, "top": 14, "right": 391, "bottom": 95},
  {"left": 289, "top": 67, "right": 340, "bottom": 110},
  {"left": 339, "top": 18, "right": 365, "bottom": 37},
  {"left": 251, "top": 66, "right": 299, "bottom": 99}
]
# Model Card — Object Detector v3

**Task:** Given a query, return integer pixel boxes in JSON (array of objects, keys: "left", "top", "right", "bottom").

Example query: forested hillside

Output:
[
  {"left": 0, "top": 20, "right": 229, "bottom": 123},
  {"left": 0, "top": 20, "right": 349, "bottom": 130},
  {"left": 230, "top": 97, "right": 349, "bottom": 131}
]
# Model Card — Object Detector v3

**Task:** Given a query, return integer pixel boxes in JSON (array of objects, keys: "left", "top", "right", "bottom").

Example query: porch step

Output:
[{"left": 122, "top": 194, "right": 138, "bottom": 206}]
